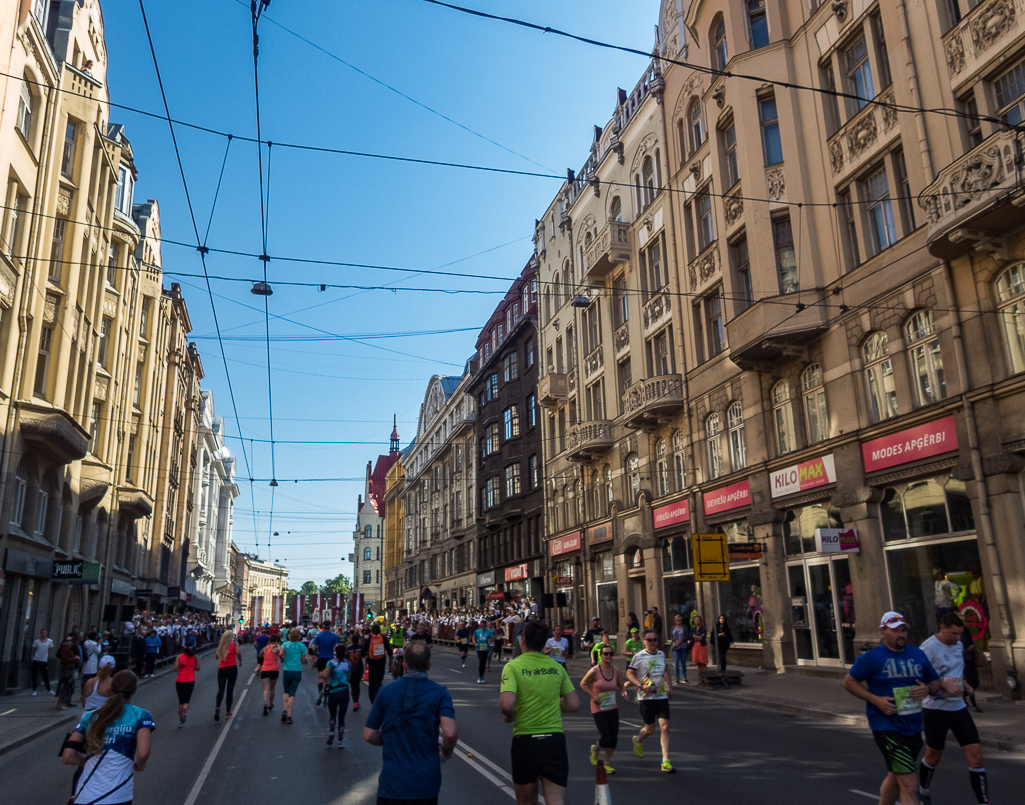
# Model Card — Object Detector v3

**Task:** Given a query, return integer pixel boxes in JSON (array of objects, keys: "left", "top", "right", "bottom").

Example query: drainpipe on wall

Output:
[
  {"left": 940, "top": 258, "right": 1018, "bottom": 691},
  {"left": 895, "top": 0, "right": 935, "bottom": 183}
]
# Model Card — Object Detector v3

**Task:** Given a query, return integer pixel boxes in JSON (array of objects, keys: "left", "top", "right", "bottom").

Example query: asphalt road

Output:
[{"left": 3, "top": 645, "right": 1024, "bottom": 804}]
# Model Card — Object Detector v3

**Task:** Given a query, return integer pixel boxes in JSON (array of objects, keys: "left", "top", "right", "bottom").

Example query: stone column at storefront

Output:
[
  {"left": 750, "top": 510, "right": 787, "bottom": 671},
  {"left": 833, "top": 487, "right": 887, "bottom": 652}
]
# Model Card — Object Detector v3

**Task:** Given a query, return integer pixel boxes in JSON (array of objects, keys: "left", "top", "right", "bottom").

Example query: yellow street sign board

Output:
[{"left": 692, "top": 533, "right": 730, "bottom": 582}]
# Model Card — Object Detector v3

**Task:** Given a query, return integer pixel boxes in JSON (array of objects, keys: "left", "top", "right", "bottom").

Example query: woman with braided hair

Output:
[{"left": 61, "top": 670, "right": 154, "bottom": 805}]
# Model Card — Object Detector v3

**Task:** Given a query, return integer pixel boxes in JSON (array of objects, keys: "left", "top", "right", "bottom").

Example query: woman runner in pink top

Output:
[
  {"left": 174, "top": 639, "right": 200, "bottom": 727},
  {"left": 579, "top": 641, "right": 628, "bottom": 773},
  {"left": 259, "top": 633, "right": 282, "bottom": 716}
]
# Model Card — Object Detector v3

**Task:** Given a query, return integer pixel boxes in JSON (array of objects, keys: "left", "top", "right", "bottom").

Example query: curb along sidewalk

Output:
[
  {"left": 0, "top": 644, "right": 218, "bottom": 756},
  {"left": 551, "top": 652, "right": 1025, "bottom": 755}
]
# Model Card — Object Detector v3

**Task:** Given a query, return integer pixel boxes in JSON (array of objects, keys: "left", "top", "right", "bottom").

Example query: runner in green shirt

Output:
[
  {"left": 589, "top": 632, "right": 615, "bottom": 666},
  {"left": 500, "top": 620, "right": 579, "bottom": 805},
  {"left": 623, "top": 627, "right": 644, "bottom": 695}
]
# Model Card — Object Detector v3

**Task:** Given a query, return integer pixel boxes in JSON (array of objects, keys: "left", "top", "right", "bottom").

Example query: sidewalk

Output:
[
  {"left": 0, "top": 646, "right": 215, "bottom": 756},
  {"left": 552, "top": 652, "right": 1025, "bottom": 754}
]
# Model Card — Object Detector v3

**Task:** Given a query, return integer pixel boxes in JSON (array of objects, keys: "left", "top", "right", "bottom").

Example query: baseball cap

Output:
[
  {"left": 879, "top": 611, "right": 907, "bottom": 629},
  {"left": 99, "top": 655, "right": 116, "bottom": 668},
  {"left": 591, "top": 616, "right": 600, "bottom": 622},
  {"left": 630, "top": 627, "right": 639, "bottom": 633}
]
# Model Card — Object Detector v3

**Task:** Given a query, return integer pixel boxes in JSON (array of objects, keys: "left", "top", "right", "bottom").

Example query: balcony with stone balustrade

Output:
[
  {"left": 565, "top": 420, "right": 615, "bottom": 462},
  {"left": 583, "top": 221, "right": 632, "bottom": 282},
  {"left": 622, "top": 374, "right": 685, "bottom": 430}
]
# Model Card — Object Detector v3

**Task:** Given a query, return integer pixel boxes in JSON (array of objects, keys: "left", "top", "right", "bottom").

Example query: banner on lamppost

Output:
[
  {"left": 271, "top": 595, "right": 283, "bottom": 624},
  {"left": 250, "top": 596, "right": 263, "bottom": 626}
]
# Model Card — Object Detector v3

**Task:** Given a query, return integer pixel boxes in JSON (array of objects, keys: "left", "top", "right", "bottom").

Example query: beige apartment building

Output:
[
  {"left": 0, "top": 1, "right": 207, "bottom": 691},
  {"left": 382, "top": 451, "right": 407, "bottom": 616},
  {"left": 400, "top": 373, "right": 477, "bottom": 613},
  {"left": 237, "top": 551, "right": 289, "bottom": 626},
  {"left": 534, "top": 0, "right": 1025, "bottom": 695}
]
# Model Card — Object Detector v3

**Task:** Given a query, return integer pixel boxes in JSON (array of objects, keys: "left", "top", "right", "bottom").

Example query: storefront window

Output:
[
  {"left": 880, "top": 478, "right": 975, "bottom": 542},
  {"left": 783, "top": 504, "right": 843, "bottom": 555},
  {"left": 595, "top": 581, "right": 619, "bottom": 636},
  {"left": 886, "top": 539, "right": 988, "bottom": 647},
  {"left": 718, "top": 565, "right": 764, "bottom": 643},
  {"left": 663, "top": 576, "right": 697, "bottom": 628},
  {"left": 661, "top": 536, "right": 692, "bottom": 572}
]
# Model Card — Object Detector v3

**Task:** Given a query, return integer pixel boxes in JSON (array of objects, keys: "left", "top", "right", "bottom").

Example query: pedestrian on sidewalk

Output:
[
  {"left": 715, "top": 615, "right": 733, "bottom": 675},
  {"left": 131, "top": 628, "right": 147, "bottom": 677},
  {"left": 346, "top": 633, "right": 364, "bottom": 712},
  {"left": 918, "top": 613, "right": 990, "bottom": 805},
  {"left": 80, "top": 632, "right": 101, "bottom": 695},
  {"left": 364, "top": 642, "right": 457, "bottom": 803},
  {"left": 843, "top": 611, "right": 946, "bottom": 805},
  {"left": 648, "top": 607, "right": 664, "bottom": 646},
  {"left": 670, "top": 616, "right": 689, "bottom": 684},
  {"left": 500, "top": 619, "right": 579, "bottom": 805},
  {"left": 30, "top": 628, "right": 54, "bottom": 695},
  {"left": 61, "top": 670, "right": 154, "bottom": 805},
  {"left": 214, "top": 629, "right": 241, "bottom": 721},
  {"left": 320, "top": 643, "right": 352, "bottom": 747},
  {"left": 960, "top": 628, "right": 982, "bottom": 713},
  {"left": 690, "top": 616, "right": 708, "bottom": 678},
  {"left": 143, "top": 629, "right": 161, "bottom": 678},
  {"left": 580, "top": 642, "right": 628, "bottom": 774},
  {"left": 56, "top": 635, "right": 79, "bottom": 709},
  {"left": 280, "top": 627, "right": 306, "bottom": 724},
  {"left": 174, "top": 638, "right": 199, "bottom": 727},
  {"left": 627, "top": 630, "right": 676, "bottom": 773},
  {"left": 259, "top": 632, "right": 282, "bottom": 716}
]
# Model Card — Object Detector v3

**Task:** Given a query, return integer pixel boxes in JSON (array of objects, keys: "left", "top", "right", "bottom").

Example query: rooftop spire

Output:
[{"left": 390, "top": 414, "right": 400, "bottom": 454}]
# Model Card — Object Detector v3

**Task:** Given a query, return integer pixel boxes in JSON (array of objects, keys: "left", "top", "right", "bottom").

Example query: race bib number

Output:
[
  {"left": 371, "top": 641, "right": 385, "bottom": 658},
  {"left": 598, "top": 692, "right": 616, "bottom": 711},
  {"left": 893, "top": 686, "right": 922, "bottom": 716}
]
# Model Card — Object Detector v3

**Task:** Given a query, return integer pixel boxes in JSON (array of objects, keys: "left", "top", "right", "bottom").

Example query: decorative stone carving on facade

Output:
[
  {"left": 829, "top": 140, "right": 845, "bottom": 175},
  {"left": 629, "top": 133, "right": 662, "bottom": 177},
  {"left": 56, "top": 189, "right": 71, "bottom": 216},
  {"left": 567, "top": 420, "right": 614, "bottom": 452},
  {"left": 622, "top": 374, "right": 684, "bottom": 419},
  {"left": 649, "top": 50, "right": 666, "bottom": 104},
  {"left": 766, "top": 167, "right": 786, "bottom": 201},
  {"left": 568, "top": 368, "right": 577, "bottom": 393},
  {"left": 880, "top": 89, "right": 898, "bottom": 130},
  {"left": 712, "top": 84, "right": 726, "bottom": 109},
  {"left": 642, "top": 290, "right": 672, "bottom": 333},
  {"left": 584, "top": 346, "right": 604, "bottom": 382},
  {"left": 137, "top": 344, "right": 146, "bottom": 362},
  {"left": 44, "top": 293, "right": 58, "bottom": 324},
  {"left": 689, "top": 160, "right": 702, "bottom": 181},
  {"left": 694, "top": 249, "right": 718, "bottom": 286},
  {"left": 846, "top": 112, "right": 878, "bottom": 160},
  {"left": 945, "top": 34, "right": 966, "bottom": 74},
  {"left": 832, "top": 0, "right": 849, "bottom": 24},
  {"left": 95, "top": 375, "right": 108, "bottom": 402},
  {"left": 970, "top": 0, "right": 1016, "bottom": 53},
  {"left": 20, "top": 408, "right": 89, "bottom": 464},
  {"left": 102, "top": 296, "right": 117, "bottom": 318},
  {"left": 614, "top": 322, "right": 630, "bottom": 355},
  {"left": 130, "top": 416, "right": 139, "bottom": 435},
  {"left": 918, "top": 133, "right": 1017, "bottom": 225},
  {"left": 0, "top": 262, "right": 17, "bottom": 307},
  {"left": 723, "top": 188, "right": 744, "bottom": 227}
]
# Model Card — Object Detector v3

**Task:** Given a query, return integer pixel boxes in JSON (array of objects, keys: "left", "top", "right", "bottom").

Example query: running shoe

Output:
[
  {"left": 660, "top": 759, "right": 675, "bottom": 773},
  {"left": 226, "top": 711, "right": 233, "bottom": 717},
  {"left": 632, "top": 736, "right": 644, "bottom": 758},
  {"left": 263, "top": 705, "right": 268, "bottom": 716},
  {"left": 590, "top": 744, "right": 599, "bottom": 766},
  {"left": 214, "top": 708, "right": 220, "bottom": 722},
  {"left": 337, "top": 728, "right": 345, "bottom": 748},
  {"left": 918, "top": 794, "right": 932, "bottom": 805},
  {"left": 286, "top": 716, "right": 293, "bottom": 724},
  {"left": 603, "top": 763, "right": 615, "bottom": 775},
  {"left": 326, "top": 733, "right": 334, "bottom": 746},
  {"left": 49, "top": 690, "right": 56, "bottom": 695},
  {"left": 32, "top": 691, "right": 37, "bottom": 696},
  {"left": 352, "top": 702, "right": 360, "bottom": 711},
  {"left": 316, "top": 696, "right": 323, "bottom": 706}
]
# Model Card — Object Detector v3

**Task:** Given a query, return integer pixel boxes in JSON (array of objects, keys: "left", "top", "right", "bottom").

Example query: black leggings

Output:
[
  {"left": 367, "top": 658, "right": 386, "bottom": 703},
  {"left": 327, "top": 689, "right": 350, "bottom": 727},
  {"left": 593, "top": 708, "right": 620, "bottom": 750},
  {"left": 216, "top": 665, "right": 238, "bottom": 711},
  {"left": 477, "top": 649, "right": 489, "bottom": 677},
  {"left": 30, "top": 660, "right": 51, "bottom": 692},
  {"left": 718, "top": 646, "right": 728, "bottom": 673},
  {"left": 349, "top": 664, "right": 362, "bottom": 704}
]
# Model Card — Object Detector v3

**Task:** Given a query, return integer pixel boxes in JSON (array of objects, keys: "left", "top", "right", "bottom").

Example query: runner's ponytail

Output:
[{"left": 86, "top": 671, "right": 138, "bottom": 754}]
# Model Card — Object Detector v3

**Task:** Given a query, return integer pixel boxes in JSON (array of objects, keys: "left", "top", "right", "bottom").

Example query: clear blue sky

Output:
[{"left": 101, "top": 0, "right": 662, "bottom": 587}]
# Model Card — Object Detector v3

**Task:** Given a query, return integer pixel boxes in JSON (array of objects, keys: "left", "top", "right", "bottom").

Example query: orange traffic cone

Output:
[
  {"left": 363, "top": 666, "right": 369, "bottom": 681},
  {"left": 595, "top": 759, "right": 612, "bottom": 804}
]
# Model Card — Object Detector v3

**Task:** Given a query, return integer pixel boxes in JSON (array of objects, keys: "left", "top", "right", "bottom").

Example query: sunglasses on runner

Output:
[{"left": 601, "top": 651, "right": 614, "bottom": 656}]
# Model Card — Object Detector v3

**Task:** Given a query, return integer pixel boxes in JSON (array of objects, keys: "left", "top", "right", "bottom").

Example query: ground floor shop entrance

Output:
[{"left": 787, "top": 555, "right": 855, "bottom": 666}]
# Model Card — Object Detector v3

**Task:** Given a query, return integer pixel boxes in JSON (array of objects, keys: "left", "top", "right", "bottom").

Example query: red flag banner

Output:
[{"left": 250, "top": 596, "right": 263, "bottom": 626}]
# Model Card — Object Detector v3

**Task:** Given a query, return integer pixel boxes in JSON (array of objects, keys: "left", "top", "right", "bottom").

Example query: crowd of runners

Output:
[{"left": 47, "top": 607, "right": 995, "bottom": 805}]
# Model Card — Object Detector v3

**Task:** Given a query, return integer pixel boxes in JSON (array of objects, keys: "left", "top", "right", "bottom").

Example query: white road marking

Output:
[
  {"left": 850, "top": 790, "right": 878, "bottom": 800},
  {"left": 457, "top": 739, "right": 513, "bottom": 783},
  {"left": 0, "top": 708, "right": 16, "bottom": 716},
  {"left": 182, "top": 675, "right": 254, "bottom": 805},
  {"left": 456, "top": 739, "right": 545, "bottom": 804}
]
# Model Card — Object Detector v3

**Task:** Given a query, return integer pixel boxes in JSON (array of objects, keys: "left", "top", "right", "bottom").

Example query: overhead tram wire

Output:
[
  {"left": 136, "top": 0, "right": 259, "bottom": 548},
  {"left": 414, "top": 0, "right": 1025, "bottom": 135}
]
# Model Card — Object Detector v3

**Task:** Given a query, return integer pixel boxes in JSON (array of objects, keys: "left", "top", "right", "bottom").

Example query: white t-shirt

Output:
[
  {"left": 921, "top": 634, "right": 967, "bottom": 712},
  {"left": 629, "top": 650, "right": 669, "bottom": 700},
  {"left": 82, "top": 640, "right": 101, "bottom": 674},
  {"left": 32, "top": 638, "right": 53, "bottom": 663},
  {"left": 545, "top": 637, "right": 569, "bottom": 664}
]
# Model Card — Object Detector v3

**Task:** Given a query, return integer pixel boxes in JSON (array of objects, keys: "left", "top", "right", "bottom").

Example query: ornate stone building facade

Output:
[{"left": 352, "top": 421, "right": 401, "bottom": 614}]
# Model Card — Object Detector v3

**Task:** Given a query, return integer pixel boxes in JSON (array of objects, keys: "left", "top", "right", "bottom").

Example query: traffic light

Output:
[{"left": 238, "top": 617, "right": 244, "bottom": 626}]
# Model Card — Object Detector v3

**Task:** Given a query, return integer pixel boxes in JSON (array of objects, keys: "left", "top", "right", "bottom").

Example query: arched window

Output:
[
  {"left": 906, "top": 311, "right": 947, "bottom": 405},
  {"left": 672, "top": 431, "right": 687, "bottom": 490},
  {"left": 772, "top": 380, "right": 796, "bottom": 455},
  {"left": 706, "top": 414, "right": 723, "bottom": 480},
  {"left": 802, "top": 364, "right": 829, "bottom": 443},
  {"left": 626, "top": 453, "right": 640, "bottom": 499},
  {"left": 689, "top": 98, "right": 705, "bottom": 153},
  {"left": 609, "top": 196, "right": 622, "bottom": 222},
  {"left": 552, "top": 271, "right": 562, "bottom": 311},
  {"left": 864, "top": 331, "right": 898, "bottom": 422},
  {"left": 544, "top": 285, "right": 552, "bottom": 323},
  {"left": 364, "top": 546, "right": 372, "bottom": 561},
  {"left": 997, "top": 263, "right": 1025, "bottom": 373},
  {"left": 727, "top": 401, "right": 747, "bottom": 471},
  {"left": 656, "top": 439, "right": 669, "bottom": 497},
  {"left": 712, "top": 15, "right": 728, "bottom": 71},
  {"left": 677, "top": 117, "right": 687, "bottom": 162},
  {"left": 16, "top": 75, "right": 34, "bottom": 141},
  {"left": 641, "top": 156, "right": 655, "bottom": 209},
  {"left": 364, "top": 524, "right": 372, "bottom": 540},
  {"left": 35, "top": 473, "right": 54, "bottom": 540},
  {"left": 10, "top": 459, "right": 28, "bottom": 528}
]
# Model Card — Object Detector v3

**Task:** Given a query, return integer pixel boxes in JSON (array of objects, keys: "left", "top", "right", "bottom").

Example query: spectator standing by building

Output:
[
  {"left": 715, "top": 615, "right": 733, "bottom": 675},
  {"left": 363, "top": 642, "right": 458, "bottom": 805},
  {"left": 31, "top": 628, "right": 54, "bottom": 696},
  {"left": 56, "top": 636, "right": 79, "bottom": 709},
  {"left": 143, "top": 629, "right": 161, "bottom": 678},
  {"left": 500, "top": 619, "right": 579, "bottom": 805},
  {"left": 670, "top": 616, "right": 689, "bottom": 684},
  {"left": 81, "top": 632, "right": 101, "bottom": 694}
]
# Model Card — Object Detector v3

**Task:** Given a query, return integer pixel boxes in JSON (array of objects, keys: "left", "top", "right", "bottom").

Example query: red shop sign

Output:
[
  {"left": 549, "top": 531, "right": 581, "bottom": 556},
  {"left": 488, "top": 591, "right": 506, "bottom": 601},
  {"left": 653, "top": 499, "right": 690, "bottom": 529},
  {"left": 505, "top": 563, "right": 529, "bottom": 582},
  {"left": 703, "top": 480, "right": 751, "bottom": 516},
  {"left": 862, "top": 416, "right": 958, "bottom": 473}
]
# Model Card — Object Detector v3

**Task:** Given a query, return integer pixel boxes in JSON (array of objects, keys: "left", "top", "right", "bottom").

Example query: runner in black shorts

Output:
[
  {"left": 500, "top": 620, "right": 579, "bottom": 805},
  {"left": 918, "top": 614, "right": 989, "bottom": 805}
]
